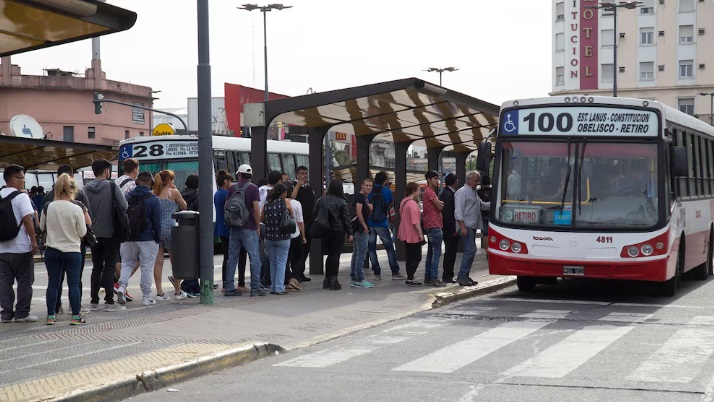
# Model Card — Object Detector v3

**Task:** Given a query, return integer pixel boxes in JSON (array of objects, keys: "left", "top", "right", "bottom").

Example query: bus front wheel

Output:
[
  {"left": 660, "top": 249, "right": 683, "bottom": 297},
  {"left": 516, "top": 276, "right": 537, "bottom": 292},
  {"left": 691, "top": 231, "right": 712, "bottom": 281}
]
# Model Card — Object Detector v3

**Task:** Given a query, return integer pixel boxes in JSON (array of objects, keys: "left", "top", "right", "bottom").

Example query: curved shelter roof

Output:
[{"left": 263, "top": 77, "right": 499, "bottom": 153}]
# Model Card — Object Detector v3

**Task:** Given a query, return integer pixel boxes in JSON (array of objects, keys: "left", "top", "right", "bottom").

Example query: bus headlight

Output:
[
  {"left": 641, "top": 244, "right": 654, "bottom": 256},
  {"left": 655, "top": 242, "right": 664, "bottom": 250},
  {"left": 490, "top": 236, "right": 497, "bottom": 244},
  {"left": 499, "top": 239, "right": 510, "bottom": 251},
  {"left": 511, "top": 242, "right": 522, "bottom": 253},
  {"left": 627, "top": 246, "right": 639, "bottom": 257}
]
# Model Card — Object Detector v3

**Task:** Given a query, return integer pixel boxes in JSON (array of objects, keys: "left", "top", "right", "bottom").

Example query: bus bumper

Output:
[{"left": 487, "top": 251, "right": 670, "bottom": 282}]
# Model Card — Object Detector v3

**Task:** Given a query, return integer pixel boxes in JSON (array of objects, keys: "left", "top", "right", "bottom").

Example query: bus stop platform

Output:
[{"left": 0, "top": 247, "right": 511, "bottom": 402}]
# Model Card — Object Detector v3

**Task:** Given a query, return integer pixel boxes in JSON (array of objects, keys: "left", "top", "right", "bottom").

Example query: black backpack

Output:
[
  {"left": 368, "top": 187, "right": 388, "bottom": 222},
  {"left": 110, "top": 182, "right": 131, "bottom": 243},
  {"left": 126, "top": 194, "right": 153, "bottom": 240},
  {"left": 0, "top": 191, "right": 22, "bottom": 242}
]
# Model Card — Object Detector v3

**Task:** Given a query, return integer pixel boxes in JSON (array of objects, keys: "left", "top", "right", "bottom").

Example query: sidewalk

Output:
[{"left": 0, "top": 245, "right": 514, "bottom": 402}]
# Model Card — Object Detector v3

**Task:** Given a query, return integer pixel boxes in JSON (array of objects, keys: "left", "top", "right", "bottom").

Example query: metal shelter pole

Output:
[
  {"left": 428, "top": 146, "right": 446, "bottom": 172},
  {"left": 356, "top": 134, "right": 377, "bottom": 181},
  {"left": 197, "top": 0, "right": 214, "bottom": 304},
  {"left": 393, "top": 141, "right": 414, "bottom": 262},
  {"left": 308, "top": 127, "right": 329, "bottom": 275},
  {"left": 250, "top": 125, "right": 268, "bottom": 183},
  {"left": 454, "top": 151, "right": 471, "bottom": 191},
  {"left": 613, "top": 7, "right": 618, "bottom": 97},
  {"left": 263, "top": 9, "right": 269, "bottom": 102}
]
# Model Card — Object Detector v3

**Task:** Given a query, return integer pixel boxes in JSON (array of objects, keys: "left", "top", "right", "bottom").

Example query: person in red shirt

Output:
[
  {"left": 397, "top": 182, "right": 424, "bottom": 286},
  {"left": 422, "top": 171, "right": 446, "bottom": 287}
]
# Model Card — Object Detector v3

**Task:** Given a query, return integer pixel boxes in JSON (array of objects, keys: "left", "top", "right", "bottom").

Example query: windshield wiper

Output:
[
  {"left": 560, "top": 137, "right": 573, "bottom": 213},
  {"left": 577, "top": 139, "right": 587, "bottom": 215}
]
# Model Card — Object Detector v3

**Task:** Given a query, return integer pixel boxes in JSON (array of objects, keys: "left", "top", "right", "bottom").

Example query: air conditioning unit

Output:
[
  {"left": 658, "top": 65, "right": 665, "bottom": 71},
  {"left": 699, "top": 63, "right": 706, "bottom": 69},
  {"left": 699, "top": 28, "right": 706, "bottom": 35},
  {"left": 619, "top": 66, "right": 626, "bottom": 72},
  {"left": 619, "top": 32, "right": 626, "bottom": 38},
  {"left": 659, "top": 31, "right": 665, "bottom": 36}
]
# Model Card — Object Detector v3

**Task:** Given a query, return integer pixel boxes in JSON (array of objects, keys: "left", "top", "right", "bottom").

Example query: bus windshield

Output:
[
  {"left": 139, "top": 161, "right": 199, "bottom": 192},
  {"left": 496, "top": 141, "right": 659, "bottom": 229}
]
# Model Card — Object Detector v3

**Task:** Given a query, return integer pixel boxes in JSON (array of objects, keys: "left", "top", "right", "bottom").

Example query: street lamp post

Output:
[
  {"left": 424, "top": 67, "right": 459, "bottom": 86},
  {"left": 590, "top": 2, "right": 642, "bottom": 97},
  {"left": 700, "top": 92, "right": 714, "bottom": 126},
  {"left": 239, "top": 3, "right": 292, "bottom": 102}
]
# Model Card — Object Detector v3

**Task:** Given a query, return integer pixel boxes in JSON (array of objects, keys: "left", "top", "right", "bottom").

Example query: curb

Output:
[
  {"left": 50, "top": 343, "right": 284, "bottom": 402},
  {"left": 431, "top": 276, "right": 517, "bottom": 308}
]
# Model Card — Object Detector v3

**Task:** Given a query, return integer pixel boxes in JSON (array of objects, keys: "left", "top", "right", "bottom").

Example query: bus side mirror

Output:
[
  {"left": 476, "top": 141, "right": 492, "bottom": 173},
  {"left": 672, "top": 146, "right": 688, "bottom": 177}
]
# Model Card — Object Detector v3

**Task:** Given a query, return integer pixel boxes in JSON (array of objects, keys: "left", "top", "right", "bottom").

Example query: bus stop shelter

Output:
[{"left": 246, "top": 77, "right": 499, "bottom": 273}]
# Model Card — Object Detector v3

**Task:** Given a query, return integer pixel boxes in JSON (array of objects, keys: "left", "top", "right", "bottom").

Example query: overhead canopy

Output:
[
  {"left": 0, "top": 136, "right": 117, "bottom": 170},
  {"left": 0, "top": 0, "right": 137, "bottom": 57},
  {"left": 264, "top": 77, "right": 500, "bottom": 153}
]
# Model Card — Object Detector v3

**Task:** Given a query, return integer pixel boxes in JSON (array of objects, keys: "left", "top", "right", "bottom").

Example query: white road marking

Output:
[
  {"left": 629, "top": 316, "right": 714, "bottom": 384},
  {"left": 457, "top": 384, "right": 486, "bottom": 402},
  {"left": 599, "top": 312, "right": 653, "bottom": 323},
  {"left": 392, "top": 320, "right": 551, "bottom": 373},
  {"left": 274, "top": 347, "right": 377, "bottom": 368},
  {"left": 493, "top": 298, "right": 611, "bottom": 306},
  {"left": 503, "top": 325, "right": 633, "bottom": 378},
  {"left": 520, "top": 309, "right": 572, "bottom": 320}
]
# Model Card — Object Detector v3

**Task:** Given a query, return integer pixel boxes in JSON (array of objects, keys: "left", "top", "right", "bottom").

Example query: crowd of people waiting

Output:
[{"left": 0, "top": 158, "right": 490, "bottom": 325}]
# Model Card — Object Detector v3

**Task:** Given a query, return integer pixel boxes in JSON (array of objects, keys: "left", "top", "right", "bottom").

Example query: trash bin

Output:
[{"left": 172, "top": 210, "right": 199, "bottom": 280}]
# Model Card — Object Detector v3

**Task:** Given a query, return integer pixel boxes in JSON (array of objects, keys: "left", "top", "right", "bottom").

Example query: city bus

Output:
[{"left": 480, "top": 95, "right": 714, "bottom": 296}]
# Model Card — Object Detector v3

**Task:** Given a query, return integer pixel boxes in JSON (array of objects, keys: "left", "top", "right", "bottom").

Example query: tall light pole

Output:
[
  {"left": 700, "top": 92, "right": 714, "bottom": 126},
  {"left": 424, "top": 67, "right": 458, "bottom": 86},
  {"left": 238, "top": 3, "right": 292, "bottom": 102},
  {"left": 590, "top": 1, "right": 641, "bottom": 97}
]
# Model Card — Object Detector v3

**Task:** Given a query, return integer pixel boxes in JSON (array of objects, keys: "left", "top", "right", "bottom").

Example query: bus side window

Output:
[
  {"left": 296, "top": 155, "right": 309, "bottom": 170},
  {"left": 238, "top": 152, "right": 251, "bottom": 167},
  {"left": 268, "top": 153, "right": 282, "bottom": 173},
  {"left": 225, "top": 151, "right": 237, "bottom": 175},
  {"left": 283, "top": 154, "right": 296, "bottom": 180}
]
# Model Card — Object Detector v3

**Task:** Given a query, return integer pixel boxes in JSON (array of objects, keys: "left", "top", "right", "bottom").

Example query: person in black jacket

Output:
[
  {"left": 313, "top": 180, "right": 353, "bottom": 290},
  {"left": 180, "top": 174, "right": 199, "bottom": 212},
  {"left": 439, "top": 173, "right": 459, "bottom": 283}
]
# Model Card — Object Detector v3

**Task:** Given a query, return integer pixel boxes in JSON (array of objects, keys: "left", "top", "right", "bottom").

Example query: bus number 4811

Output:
[{"left": 596, "top": 236, "right": 613, "bottom": 243}]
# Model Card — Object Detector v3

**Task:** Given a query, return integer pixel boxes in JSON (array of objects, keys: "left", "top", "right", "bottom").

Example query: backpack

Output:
[
  {"left": 119, "top": 177, "right": 134, "bottom": 189},
  {"left": 126, "top": 194, "right": 152, "bottom": 240},
  {"left": 309, "top": 198, "right": 331, "bottom": 238},
  {"left": 110, "top": 182, "right": 131, "bottom": 243},
  {"left": 368, "top": 187, "right": 388, "bottom": 223},
  {"left": 0, "top": 191, "right": 22, "bottom": 242},
  {"left": 225, "top": 182, "right": 251, "bottom": 228}
]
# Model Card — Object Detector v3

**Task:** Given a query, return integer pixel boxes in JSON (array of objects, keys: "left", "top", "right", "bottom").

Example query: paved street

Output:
[{"left": 128, "top": 275, "right": 714, "bottom": 402}]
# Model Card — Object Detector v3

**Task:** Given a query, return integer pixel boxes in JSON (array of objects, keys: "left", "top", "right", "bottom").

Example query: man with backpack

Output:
[
  {"left": 116, "top": 171, "right": 162, "bottom": 306},
  {"left": 113, "top": 158, "right": 140, "bottom": 302},
  {"left": 84, "top": 159, "right": 127, "bottom": 311},
  {"left": 0, "top": 165, "right": 40, "bottom": 323},
  {"left": 367, "top": 171, "right": 403, "bottom": 280},
  {"left": 224, "top": 164, "right": 264, "bottom": 297}
]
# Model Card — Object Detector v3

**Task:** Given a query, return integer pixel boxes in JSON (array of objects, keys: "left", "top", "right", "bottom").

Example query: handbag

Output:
[
  {"left": 82, "top": 225, "right": 98, "bottom": 247},
  {"left": 280, "top": 210, "right": 296, "bottom": 234},
  {"left": 310, "top": 199, "right": 331, "bottom": 238}
]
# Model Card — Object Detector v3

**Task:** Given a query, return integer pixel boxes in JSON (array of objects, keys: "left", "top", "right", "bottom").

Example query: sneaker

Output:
[
  {"left": 174, "top": 290, "right": 188, "bottom": 300},
  {"left": 457, "top": 277, "right": 477, "bottom": 286},
  {"left": 372, "top": 275, "right": 382, "bottom": 281},
  {"left": 426, "top": 280, "right": 447, "bottom": 288},
  {"left": 250, "top": 289, "right": 267, "bottom": 297},
  {"left": 89, "top": 302, "right": 99, "bottom": 311},
  {"left": 46, "top": 315, "right": 57, "bottom": 325},
  {"left": 142, "top": 298, "right": 156, "bottom": 306},
  {"left": 444, "top": 278, "right": 457, "bottom": 284},
  {"left": 116, "top": 286, "right": 126, "bottom": 305},
  {"left": 350, "top": 280, "right": 361, "bottom": 288},
  {"left": 1, "top": 317, "right": 13, "bottom": 323},
  {"left": 113, "top": 282, "right": 119, "bottom": 294},
  {"left": 392, "top": 273, "right": 407, "bottom": 280},
  {"left": 236, "top": 286, "right": 249, "bottom": 292},
  {"left": 186, "top": 292, "right": 197, "bottom": 298},
  {"left": 359, "top": 280, "right": 374, "bottom": 288},
  {"left": 224, "top": 290, "right": 242, "bottom": 297},
  {"left": 14, "top": 315, "right": 38, "bottom": 323},
  {"left": 70, "top": 314, "right": 87, "bottom": 325},
  {"left": 124, "top": 291, "right": 134, "bottom": 302},
  {"left": 156, "top": 293, "right": 171, "bottom": 301},
  {"left": 104, "top": 304, "right": 126, "bottom": 312},
  {"left": 405, "top": 279, "right": 422, "bottom": 286},
  {"left": 287, "top": 278, "right": 302, "bottom": 291}
]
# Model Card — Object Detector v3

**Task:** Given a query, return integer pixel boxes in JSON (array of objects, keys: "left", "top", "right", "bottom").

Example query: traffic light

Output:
[{"left": 93, "top": 92, "right": 104, "bottom": 114}]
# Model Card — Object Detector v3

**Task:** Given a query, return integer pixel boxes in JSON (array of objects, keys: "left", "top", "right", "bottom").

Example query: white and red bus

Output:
[{"left": 481, "top": 96, "right": 714, "bottom": 296}]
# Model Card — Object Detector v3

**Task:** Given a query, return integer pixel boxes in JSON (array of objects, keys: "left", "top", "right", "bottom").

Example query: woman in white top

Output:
[
  {"left": 284, "top": 183, "right": 306, "bottom": 291},
  {"left": 152, "top": 170, "right": 187, "bottom": 300},
  {"left": 39, "top": 173, "right": 91, "bottom": 325}
]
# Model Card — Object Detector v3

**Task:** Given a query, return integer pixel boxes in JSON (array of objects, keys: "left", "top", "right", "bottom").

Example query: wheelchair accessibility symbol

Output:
[
  {"left": 120, "top": 145, "right": 132, "bottom": 159},
  {"left": 502, "top": 111, "right": 518, "bottom": 134}
]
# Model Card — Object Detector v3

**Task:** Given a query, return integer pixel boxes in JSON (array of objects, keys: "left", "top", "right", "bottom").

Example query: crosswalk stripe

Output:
[
  {"left": 628, "top": 316, "right": 714, "bottom": 383},
  {"left": 392, "top": 320, "right": 551, "bottom": 373},
  {"left": 520, "top": 309, "right": 572, "bottom": 320},
  {"left": 502, "top": 325, "right": 633, "bottom": 378},
  {"left": 274, "top": 347, "right": 377, "bottom": 368},
  {"left": 599, "top": 312, "right": 653, "bottom": 323}
]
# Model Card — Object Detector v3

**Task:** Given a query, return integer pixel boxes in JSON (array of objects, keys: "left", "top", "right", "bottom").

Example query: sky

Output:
[{"left": 12, "top": 0, "right": 553, "bottom": 109}]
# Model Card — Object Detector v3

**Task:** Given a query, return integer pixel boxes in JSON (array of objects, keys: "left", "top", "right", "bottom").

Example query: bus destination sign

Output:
[
  {"left": 500, "top": 107, "right": 658, "bottom": 137},
  {"left": 119, "top": 141, "right": 199, "bottom": 161}
]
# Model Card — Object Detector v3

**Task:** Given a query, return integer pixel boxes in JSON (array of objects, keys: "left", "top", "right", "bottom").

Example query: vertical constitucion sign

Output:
[{"left": 580, "top": 0, "right": 599, "bottom": 89}]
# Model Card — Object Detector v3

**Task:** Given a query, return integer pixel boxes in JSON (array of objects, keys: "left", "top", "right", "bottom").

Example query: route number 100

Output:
[{"left": 523, "top": 112, "right": 574, "bottom": 133}]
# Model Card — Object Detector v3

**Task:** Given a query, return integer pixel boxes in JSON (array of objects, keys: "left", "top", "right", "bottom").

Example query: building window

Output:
[
  {"left": 125, "top": 130, "right": 130, "bottom": 139},
  {"left": 555, "top": 2, "right": 564, "bottom": 21},
  {"left": 601, "top": 29, "right": 614, "bottom": 47},
  {"left": 555, "top": 33, "right": 564, "bottom": 51},
  {"left": 679, "top": 25, "right": 694, "bottom": 44},
  {"left": 556, "top": 67, "right": 564, "bottom": 86},
  {"left": 640, "top": 28, "right": 654, "bottom": 45},
  {"left": 679, "top": 0, "right": 695, "bottom": 12},
  {"left": 140, "top": 131, "right": 145, "bottom": 137},
  {"left": 88, "top": 127, "right": 95, "bottom": 139},
  {"left": 640, "top": 62, "right": 655, "bottom": 80},
  {"left": 601, "top": 63, "right": 614, "bottom": 83},
  {"left": 678, "top": 98, "right": 695, "bottom": 115},
  {"left": 63, "top": 126, "right": 74, "bottom": 142},
  {"left": 679, "top": 60, "right": 694, "bottom": 78},
  {"left": 641, "top": 6, "right": 654, "bottom": 14}
]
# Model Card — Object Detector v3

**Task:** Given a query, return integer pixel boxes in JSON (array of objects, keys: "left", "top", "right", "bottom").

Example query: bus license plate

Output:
[{"left": 563, "top": 265, "right": 585, "bottom": 276}]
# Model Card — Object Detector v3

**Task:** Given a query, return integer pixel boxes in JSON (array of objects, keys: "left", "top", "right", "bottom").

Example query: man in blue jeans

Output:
[
  {"left": 454, "top": 171, "right": 490, "bottom": 286},
  {"left": 224, "top": 164, "right": 265, "bottom": 297},
  {"left": 367, "top": 171, "right": 404, "bottom": 280},
  {"left": 422, "top": 170, "right": 446, "bottom": 287}
]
